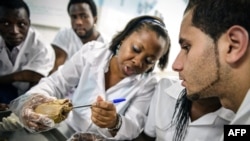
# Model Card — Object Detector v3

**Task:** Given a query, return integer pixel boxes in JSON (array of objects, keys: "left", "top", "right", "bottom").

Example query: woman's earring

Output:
[{"left": 116, "top": 44, "right": 121, "bottom": 55}]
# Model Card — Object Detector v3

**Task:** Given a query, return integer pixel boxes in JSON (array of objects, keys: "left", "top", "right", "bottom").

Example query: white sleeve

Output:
[
  {"left": 26, "top": 41, "right": 106, "bottom": 98},
  {"left": 21, "top": 43, "right": 55, "bottom": 77},
  {"left": 11, "top": 29, "right": 55, "bottom": 94},
  {"left": 97, "top": 75, "right": 157, "bottom": 140},
  {"left": 17, "top": 29, "right": 55, "bottom": 77},
  {"left": 9, "top": 47, "right": 87, "bottom": 118},
  {"left": 26, "top": 47, "right": 87, "bottom": 98},
  {"left": 9, "top": 42, "right": 104, "bottom": 124},
  {"left": 51, "top": 28, "right": 70, "bottom": 53}
]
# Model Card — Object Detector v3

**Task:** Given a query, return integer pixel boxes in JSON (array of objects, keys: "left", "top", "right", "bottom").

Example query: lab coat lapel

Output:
[
  {"left": 0, "top": 46, "right": 13, "bottom": 75},
  {"left": 12, "top": 29, "right": 31, "bottom": 72}
]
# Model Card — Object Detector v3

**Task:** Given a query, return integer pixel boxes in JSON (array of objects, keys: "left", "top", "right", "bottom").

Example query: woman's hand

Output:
[
  {"left": 91, "top": 96, "right": 118, "bottom": 129},
  {"left": 20, "top": 94, "right": 56, "bottom": 132}
]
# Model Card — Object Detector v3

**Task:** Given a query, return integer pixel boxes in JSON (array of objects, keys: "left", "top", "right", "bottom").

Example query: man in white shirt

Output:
[
  {"left": 0, "top": 0, "right": 55, "bottom": 109},
  {"left": 50, "top": 0, "right": 106, "bottom": 74},
  {"left": 134, "top": 78, "right": 234, "bottom": 141},
  {"left": 171, "top": 0, "right": 250, "bottom": 140}
]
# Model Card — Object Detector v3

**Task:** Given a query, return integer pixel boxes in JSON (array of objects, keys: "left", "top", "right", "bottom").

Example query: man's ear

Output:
[{"left": 226, "top": 25, "right": 249, "bottom": 63}]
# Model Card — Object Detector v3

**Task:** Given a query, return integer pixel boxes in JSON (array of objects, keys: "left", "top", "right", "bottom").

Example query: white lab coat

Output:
[
  {"left": 0, "top": 28, "right": 55, "bottom": 95},
  {"left": 51, "top": 27, "right": 107, "bottom": 60},
  {"left": 144, "top": 78, "right": 235, "bottom": 141},
  {"left": 23, "top": 41, "right": 157, "bottom": 140}
]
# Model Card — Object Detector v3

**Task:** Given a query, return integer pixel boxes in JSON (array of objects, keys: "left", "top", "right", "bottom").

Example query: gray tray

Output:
[
  {"left": 0, "top": 111, "right": 67, "bottom": 141},
  {"left": 0, "top": 128, "right": 67, "bottom": 141}
]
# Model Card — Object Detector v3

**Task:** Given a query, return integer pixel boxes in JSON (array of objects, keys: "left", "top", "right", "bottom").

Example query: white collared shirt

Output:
[
  {"left": 0, "top": 28, "right": 55, "bottom": 94},
  {"left": 1, "top": 42, "right": 23, "bottom": 65},
  {"left": 144, "top": 78, "right": 235, "bottom": 141},
  {"left": 22, "top": 41, "right": 157, "bottom": 140},
  {"left": 51, "top": 27, "right": 107, "bottom": 60},
  {"left": 10, "top": 45, "right": 21, "bottom": 64}
]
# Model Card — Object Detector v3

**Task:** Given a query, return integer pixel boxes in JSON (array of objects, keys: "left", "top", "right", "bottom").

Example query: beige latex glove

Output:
[
  {"left": 9, "top": 94, "right": 58, "bottom": 133},
  {"left": 19, "top": 94, "right": 56, "bottom": 132},
  {"left": 0, "top": 113, "right": 23, "bottom": 132}
]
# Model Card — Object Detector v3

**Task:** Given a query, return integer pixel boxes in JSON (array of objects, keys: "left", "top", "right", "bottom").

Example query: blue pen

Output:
[
  {"left": 73, "top": 98, "right": 126, "bottom": 109},
  {"left": 112, "top": 98, "right": 126, "bottom": 103}
]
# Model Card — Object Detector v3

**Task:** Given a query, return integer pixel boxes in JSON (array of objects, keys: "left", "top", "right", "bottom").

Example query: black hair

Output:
[
  {"left": 184, "top": 0, "right": 201, "bottom": 13},
  {"left": 185, "top": 0, "right": 250, "bottom": 42},
  {"left": 171, "top": 89, "right": 192, "bottom": 141},
  {"left": 0, "top": 0, "right": 30, "bottom": 18},
  {"left": 109, "top": 15, "right": 171, "bottom": 72},
  {"left": 67, "top": 0, "right": 97, "bottom": 17}
]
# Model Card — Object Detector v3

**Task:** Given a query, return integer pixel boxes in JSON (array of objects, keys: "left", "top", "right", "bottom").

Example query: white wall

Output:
[
  {"left": 150, "top": 0, "right": 187, "bottom": 77},
  {"left": 27, "top": 0, "right": 187, "bottom": 77}
]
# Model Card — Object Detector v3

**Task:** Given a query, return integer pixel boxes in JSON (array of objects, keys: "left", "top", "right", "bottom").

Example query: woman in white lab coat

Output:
[{"left": 9, "top": 15, "right": 171, "bottom": 140}]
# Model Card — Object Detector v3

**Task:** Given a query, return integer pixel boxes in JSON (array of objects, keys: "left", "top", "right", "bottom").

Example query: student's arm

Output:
[
  {"left": 49, "top": 45, "right": 67, "bottom": 74},
  {"left": 0, "top": 70, "right": 43, "bottom": 86},
  {"left": 133, "top": 131, "right": 156, "bottom": 141}
]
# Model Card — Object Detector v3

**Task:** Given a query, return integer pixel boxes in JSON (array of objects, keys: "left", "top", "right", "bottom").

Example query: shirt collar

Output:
[
  {"left": 15, "top": 43, "right": 23, "bottom": 50},
  {"left": 164, "top": 79, "right": 184, "bottom": 99},
  {"left": 0, "top": 37, "right": 5, "bottom": 53},
  {"left": 163, "top": 79, "right": 235, "bottom": 125},
  {"left": 0, "top": 38, "right": 24, "bottom": 52},
  {"left": 189, "top": 107, "right": 235, "bottom": 125}
]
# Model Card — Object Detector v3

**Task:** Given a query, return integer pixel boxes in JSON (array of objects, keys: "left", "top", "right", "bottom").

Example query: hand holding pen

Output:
[{"left": 90, "top": 96, "right": 124, "bottom": 129}]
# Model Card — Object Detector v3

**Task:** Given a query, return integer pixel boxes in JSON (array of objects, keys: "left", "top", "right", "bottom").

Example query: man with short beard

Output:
[
  {"left": 50, "top": 0, "right": 106, "bottom": 74},
  {"left": 172, "top": 0, "right": 250, "bottom": 140}
]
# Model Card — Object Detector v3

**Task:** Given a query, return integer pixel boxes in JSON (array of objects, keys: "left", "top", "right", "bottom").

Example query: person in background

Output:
[
  {"left": 49, "top": 0, "right": 106, "bottom": 74},
  {"left": 0, "top": 0, "right": 55, "bottom": 110},
  {"left": 133, "top": 78, "right": 234, "bottom": 141},
  {"left": 9, "top": 15, "right": 171, "bottom": 140},
  {"left": 171, "top": 0, "right": 250, "bottom": 139}
]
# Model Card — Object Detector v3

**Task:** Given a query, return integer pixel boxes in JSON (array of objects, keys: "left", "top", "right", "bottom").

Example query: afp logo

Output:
[{"left": 224, "top": 125, "right": 250, "bottom": 141}]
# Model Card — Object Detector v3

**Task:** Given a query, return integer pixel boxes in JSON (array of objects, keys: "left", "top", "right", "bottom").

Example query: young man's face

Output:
[
  {"left": 69, "top": 3, "right": 96, "bottom": 40},
  {"left": 172, "top": 9, "right": 222, "bottom": 101},
  {"left": 0, "top": 7, "right": 30, "bottom": 48}
]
